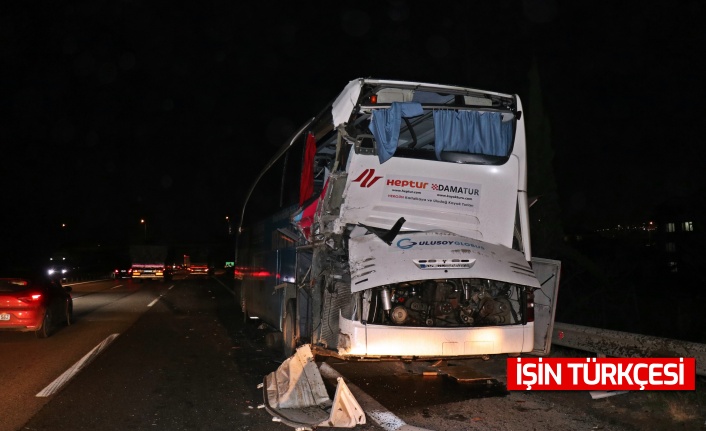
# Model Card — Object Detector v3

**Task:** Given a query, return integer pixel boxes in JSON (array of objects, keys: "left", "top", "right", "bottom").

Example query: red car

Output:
[
  {"left": 187, "top": 264, "right": 210, "bottom": 277},
  {"left": 0, "top": 274, "right": 74, "bottom": 338}
]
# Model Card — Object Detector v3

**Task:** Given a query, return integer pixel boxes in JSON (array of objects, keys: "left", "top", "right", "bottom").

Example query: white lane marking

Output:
[
  {"left": 70, "top": 283, "right": 122, "bottom": 299},
  {"left": 319, "top": 363, "right": 435, "bottom": 431},
  {"left": 63, "top": 279, "right": 113, "bottom": 286},
  {"left": 147, "top": 286, "right": 172, "bottom": 306},
  {"left": 36, "top": 334, "right": 120, "bottom": 397}
]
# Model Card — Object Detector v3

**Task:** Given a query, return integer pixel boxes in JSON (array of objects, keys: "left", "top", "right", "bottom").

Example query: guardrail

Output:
[
  {"left": 552, "top": 322, "right": 706, "bottom": 377},
  {"left": 60, "top": 273, "right": 113, "bottom": 284}
]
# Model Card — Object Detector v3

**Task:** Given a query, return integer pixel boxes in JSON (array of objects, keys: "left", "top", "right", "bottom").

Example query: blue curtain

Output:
[
  {"left": 368, "top": 102, "right": 424, "bottom": 164},
  {"left": 433, "top": 110, "right": 512, "bottom": 160}
]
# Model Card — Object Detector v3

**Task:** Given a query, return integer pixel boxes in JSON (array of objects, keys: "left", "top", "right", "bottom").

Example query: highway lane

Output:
[
  {"left": 5, "top": 275, "right": 689, "bottom": 431},
  {"left": 0, "top": 278, "right": 172, "bottom": 431},
  {"left": 14, "top": 275, "right": 316, "bottom": 431}
]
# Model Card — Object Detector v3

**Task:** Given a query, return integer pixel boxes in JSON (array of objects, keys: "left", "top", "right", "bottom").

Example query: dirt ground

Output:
[
  {"left": 535, "top": 382, "right": 706, "bottom": 431},
  {"left": 396, "top": 383, "right": 706, "bottom": 431},
  {"left": 405, "top": 346, "right": 706, "bottom": 431},
  {"left": 328, "top": 345, "right": 706, "bottom": 431},
  {"left": 538, "top": 346, "right": 706, "bottom": 431}
]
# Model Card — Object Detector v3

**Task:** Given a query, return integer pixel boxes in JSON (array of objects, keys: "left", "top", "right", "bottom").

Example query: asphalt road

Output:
[
  {"left": 6, "top": 276, "right": 266, "bottom": 431},
  {"left": 2, "top": 275, "right": 702, "bottom": 431},
  {"left": 0, "top": 278, "right": 165, "bottom": 431}
]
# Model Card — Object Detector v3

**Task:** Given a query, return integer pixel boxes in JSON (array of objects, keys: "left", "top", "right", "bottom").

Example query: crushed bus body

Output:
[{"left": 235, "top": 78, "right": 561, "bottom": 427}]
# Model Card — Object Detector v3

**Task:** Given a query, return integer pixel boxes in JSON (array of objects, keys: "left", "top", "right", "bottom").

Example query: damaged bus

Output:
[{"left": 236, "top": 78, "right": 561, "bottom": 427}]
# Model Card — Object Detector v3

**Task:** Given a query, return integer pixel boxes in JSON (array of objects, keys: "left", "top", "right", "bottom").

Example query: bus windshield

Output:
[{"left": 358, "top": 107, "right": 515, "bottom": 164}]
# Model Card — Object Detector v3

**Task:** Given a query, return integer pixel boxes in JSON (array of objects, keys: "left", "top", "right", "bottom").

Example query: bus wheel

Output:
[{"left": 282, "top": 300, "right": 297, "bottom": 358}]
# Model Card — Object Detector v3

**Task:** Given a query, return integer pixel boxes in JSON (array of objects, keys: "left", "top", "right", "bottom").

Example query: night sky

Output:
[{"left": 2, "top": 1, "right": 704, "bottom": 265}]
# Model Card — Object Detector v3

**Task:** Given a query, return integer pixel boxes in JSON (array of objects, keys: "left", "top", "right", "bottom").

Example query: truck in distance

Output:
[{"left": 129, "top": 245, "right": 170, "bottom": 282}]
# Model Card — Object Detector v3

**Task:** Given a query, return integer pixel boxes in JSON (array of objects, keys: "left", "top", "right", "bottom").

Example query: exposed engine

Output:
[{"left": 364, "top": 278, "right": 529, "bottom": 327}]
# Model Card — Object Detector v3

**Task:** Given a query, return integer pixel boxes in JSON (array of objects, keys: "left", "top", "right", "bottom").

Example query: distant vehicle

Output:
[
  {"left": 112, "top": 265, "right": 132, "bottom": 279},
  {"left": 46, "top": 259, "right": 72, "bottom": 282},
  {"left": 187, "top": 264, "right": 210, "bottom": 277},
  {"left": 130, "top": 245, "right": 170, "bottom": 282},
  {"left": 46, "top": 266, "right": 69, "bottom": 277},
  {"left": 0, "top": 272, "right": 73, "bottom": 338},
  {"left": 163, "top": 265, "right": 180, "bottom": 278}
]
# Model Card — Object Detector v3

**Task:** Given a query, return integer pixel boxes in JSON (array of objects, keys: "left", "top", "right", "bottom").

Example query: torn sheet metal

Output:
[{"left": 262, "top": 344, "right": 366, "bottom": 428}]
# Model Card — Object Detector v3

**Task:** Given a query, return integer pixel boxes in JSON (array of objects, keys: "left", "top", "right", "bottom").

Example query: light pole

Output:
[
  {"left": 141, "top": 219, "right": 147, "bottom": 242},
  {"left": 59, "top": 223, "right": 68, "bottom": 247},
  {"left": 226, "top": 216, "right": 232, "bottom": 235}
]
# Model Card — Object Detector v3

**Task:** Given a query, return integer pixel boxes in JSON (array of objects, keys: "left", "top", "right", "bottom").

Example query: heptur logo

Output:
[{"left": 352, "top": 169, "right": 382, "bottom": 188}]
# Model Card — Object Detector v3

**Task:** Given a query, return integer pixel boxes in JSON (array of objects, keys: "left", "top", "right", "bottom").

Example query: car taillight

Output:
[
  {"left": 18, "top": 293, "right": 43, "bottom": 303},
  {"left": 525, "top": 288, "right": 535, "bottom": 323}
]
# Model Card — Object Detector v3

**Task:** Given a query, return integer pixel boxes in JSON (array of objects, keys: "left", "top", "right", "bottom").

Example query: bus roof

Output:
[{"left": 332, "top": 78, "right": 516, "bottom": 128}]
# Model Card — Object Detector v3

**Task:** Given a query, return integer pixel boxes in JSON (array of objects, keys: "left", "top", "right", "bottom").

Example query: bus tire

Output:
[{"left": 282, "top": 300, "right": 297, "bottom": 358}]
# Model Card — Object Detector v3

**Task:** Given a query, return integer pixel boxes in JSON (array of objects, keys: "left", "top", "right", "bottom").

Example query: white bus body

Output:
[{"left": 237, "top": 78, "right": 560, "bottom": 362}]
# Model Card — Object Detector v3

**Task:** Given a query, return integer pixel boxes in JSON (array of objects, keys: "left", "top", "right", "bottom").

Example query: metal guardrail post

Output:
[{"left": 552, "top": 322, "right": 706, "bottom": 377}]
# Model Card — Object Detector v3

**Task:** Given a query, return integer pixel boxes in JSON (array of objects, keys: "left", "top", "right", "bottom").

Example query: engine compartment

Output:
[{"left": 362, "top": 278, "right": 531, "bottom": 327}]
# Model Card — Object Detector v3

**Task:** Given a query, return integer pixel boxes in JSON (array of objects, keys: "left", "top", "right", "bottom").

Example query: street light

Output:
[
  {"left": 60, "top": 223, "right": 68, "bottom": 245},
  {"left": 226, "top": 216, "right": 232, "bottom": 235},
  {"left": 141, "top": 219, "right": 147, "bottom": 242}
]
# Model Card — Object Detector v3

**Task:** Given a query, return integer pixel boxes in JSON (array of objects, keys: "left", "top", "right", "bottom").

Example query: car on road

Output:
[
  {"left": 112, "top": 265, "right": 132, "bottom": 279},
  {"left": 46, "top": 265, "right": 71, "bottom": 283},
  {"left": 0, "top": 272, "right": 73, "bottom": 338},
  {"left": 187, "top": 264, "right": 210, "bottom": 277}
]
